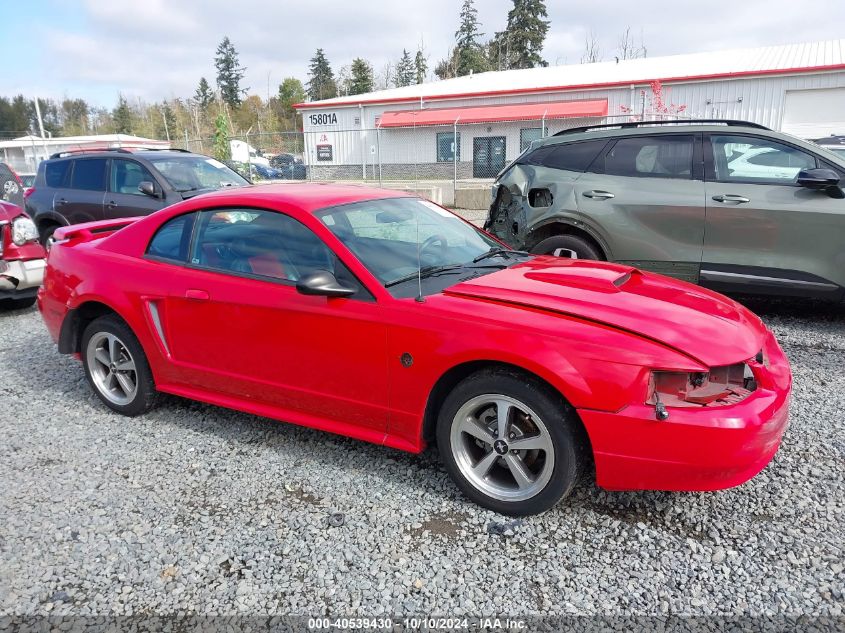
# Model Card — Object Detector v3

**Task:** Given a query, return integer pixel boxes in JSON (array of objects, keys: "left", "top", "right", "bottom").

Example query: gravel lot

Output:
[{"left": 0, "top": 295, "right": 842, "bottom": 619}]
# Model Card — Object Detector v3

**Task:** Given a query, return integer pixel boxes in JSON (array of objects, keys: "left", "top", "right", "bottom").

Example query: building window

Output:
[
  {"left": 520, "top": 128, "right": 544, "bottom": 152},
  {"left": 436, "top": 132, "right": 461, "bottom": 162}
]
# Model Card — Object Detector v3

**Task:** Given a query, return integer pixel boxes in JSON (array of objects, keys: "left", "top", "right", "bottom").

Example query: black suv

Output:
[{"left": 25, "top": 148, "right": 249, "bottom": 245}]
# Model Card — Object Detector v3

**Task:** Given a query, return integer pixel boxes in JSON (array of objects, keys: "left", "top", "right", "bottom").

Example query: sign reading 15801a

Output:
[{"left": 309, "top": 113, "right": 338, "bottom": 126}]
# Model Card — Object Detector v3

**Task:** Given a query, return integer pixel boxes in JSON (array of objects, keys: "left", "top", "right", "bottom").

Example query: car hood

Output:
[
  {"left": 0, "top": 200, "right": 24, "bottom": 222},
  {"left": 444, "top": 257, "right": 766, "bottom": 367}
]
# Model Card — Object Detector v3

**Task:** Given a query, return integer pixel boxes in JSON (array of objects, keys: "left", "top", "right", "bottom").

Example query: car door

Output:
[
  {"left": 59, "top": 158, "right": 107, "bottom": 224},
  {"left": 159, "top": 207, "right": 390, "bottom": 432},
  {"left": 574, "top": 133, "right": 706, "bottom": 283},
  {"left": 702, "top": 133, "right": 845, "bottom": 295},
  {"left": 105, "top": 158, "right": 165, "bottom": 219}
]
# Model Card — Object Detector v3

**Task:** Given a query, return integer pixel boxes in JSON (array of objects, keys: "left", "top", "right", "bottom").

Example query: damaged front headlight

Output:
[
  {"left": 11, "top": 216, "right": 38, "bottom": 246},
  {"left": 647, "top": 362, "right": 756, "bottom": 415}
]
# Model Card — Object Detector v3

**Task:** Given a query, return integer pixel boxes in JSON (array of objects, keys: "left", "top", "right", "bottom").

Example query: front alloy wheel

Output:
[
  {"left": 450, "top": 395, "right": 555, "bottom": 503},
  {"left": 437, "top": 369, "right": 586, "bottom": 515}
]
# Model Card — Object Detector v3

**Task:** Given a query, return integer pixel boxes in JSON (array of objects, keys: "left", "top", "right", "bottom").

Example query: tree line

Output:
[{"left": 0, "top": 0, "right": 645, "bottom": 143}]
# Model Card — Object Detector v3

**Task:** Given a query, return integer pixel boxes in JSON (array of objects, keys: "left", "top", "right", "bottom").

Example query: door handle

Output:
[
  {"left": 56, "top": 198, "right": 67, "bottom": 205},
  {"left": 712, "top": 194, "right": 750, "bottom": 204},
  {"left": 184, "top": 289, "right": 209, "bottom": 301},
  {"left": 106, "top": 200, "right": 118, "bottom": 209},
  {"left": 583, "top": 190, "right": 615, "bottom": 200}
]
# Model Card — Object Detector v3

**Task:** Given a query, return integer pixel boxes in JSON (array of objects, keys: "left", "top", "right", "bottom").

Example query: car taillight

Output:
[
  {"left": 23, "top": 186, "right": 34, "bottom": 199},
  {"left": 647, "top": 362, "right": 755, "bottom": 409}
]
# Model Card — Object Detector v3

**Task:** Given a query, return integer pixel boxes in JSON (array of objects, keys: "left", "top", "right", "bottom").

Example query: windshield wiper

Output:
[
  {"left": 385, "top": 264, "right": 465, "bottom": 288},
  {"left": 472, "top": 247, "right": 530, "bottom": 263}
]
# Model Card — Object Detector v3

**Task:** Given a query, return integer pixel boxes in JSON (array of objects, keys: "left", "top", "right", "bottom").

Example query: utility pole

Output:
[{"left": 33, "top": 98, "right": 49, "bottom": 160}]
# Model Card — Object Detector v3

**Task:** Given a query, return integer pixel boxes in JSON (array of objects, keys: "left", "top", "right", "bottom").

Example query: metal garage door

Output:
[{"left": 782, "top": 87, "right": 845, "bottom": 139}]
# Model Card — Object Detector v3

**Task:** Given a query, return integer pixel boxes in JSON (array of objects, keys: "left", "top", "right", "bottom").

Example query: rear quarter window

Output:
[
  {"left": 518, "top": 139, "right": 608, "bottom": 173},
  {"left": 44, "top": 161, "right": 71, "bottom": 187}
]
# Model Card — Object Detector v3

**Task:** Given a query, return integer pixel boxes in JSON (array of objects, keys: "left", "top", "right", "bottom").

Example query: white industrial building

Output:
[{"left": 295, "top": 39, "right": 845, "bottom": 179}]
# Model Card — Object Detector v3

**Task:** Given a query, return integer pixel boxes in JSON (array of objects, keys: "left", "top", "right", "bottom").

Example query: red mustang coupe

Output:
[{"left": 38, "top": 184, "right": 792, "bottom": 515}]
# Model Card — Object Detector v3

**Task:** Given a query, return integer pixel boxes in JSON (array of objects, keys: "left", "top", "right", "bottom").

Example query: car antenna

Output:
[{"left": 415, "top": 204, "right": 425, "bottom": 303}]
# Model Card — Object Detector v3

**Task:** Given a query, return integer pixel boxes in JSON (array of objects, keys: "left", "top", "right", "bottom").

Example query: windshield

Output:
[
  {"left": 317, "top": 197, "right": 519, "bottom": 296},
  {"left": 148, "top": 156, "right": 249, "bottom": 192}
]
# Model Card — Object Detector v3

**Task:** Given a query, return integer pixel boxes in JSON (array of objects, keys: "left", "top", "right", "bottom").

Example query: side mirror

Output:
[
  {"left": 796, "top": 168, "right": 840, "bottom": 189},
  {"left": 138, "top": 181, "right": 159, "bottom": 198},
  {"left": 295, "top": 270, "right": 355, "bottom": 298}
]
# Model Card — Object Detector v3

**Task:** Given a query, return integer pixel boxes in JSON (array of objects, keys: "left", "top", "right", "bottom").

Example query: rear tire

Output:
[
  {"left": 436, "top": 368, "right": 586, "bottom": 516},
  {"left": 0, "top": 296, "right": 36, "bottom": 310},
  {"left": 81, "top": 315, "right": 158, "bottom": 416},
  {"left": 39, "top": 224, "right": 59, "bottom": 249},
  {"left": 531, "top": 234, "right": 602, "bottom": 260}
]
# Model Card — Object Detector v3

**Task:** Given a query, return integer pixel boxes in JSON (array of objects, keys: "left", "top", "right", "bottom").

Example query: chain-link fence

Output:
[
  {"left": 175, "top": 113, "right": 696, "bottom": 207},
  {"left": 3, "top": 113, "right": 694, "bottom": 209}
]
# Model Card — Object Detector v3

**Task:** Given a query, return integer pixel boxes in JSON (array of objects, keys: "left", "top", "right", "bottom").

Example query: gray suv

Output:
[
  {"left": 26, "top": 148, "right": 249, "bottom": 246},
  {"left": 486, "top": 120, "right": 845, "bottom": 301}
]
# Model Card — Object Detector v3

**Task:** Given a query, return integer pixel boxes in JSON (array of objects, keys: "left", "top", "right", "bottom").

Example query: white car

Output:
[{"left": 726, "top": 145, "right": 816, "bottom": 180}]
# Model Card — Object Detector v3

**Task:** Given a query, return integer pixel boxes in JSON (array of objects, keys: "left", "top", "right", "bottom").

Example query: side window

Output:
[
  {"left": 45, "top": 160, "right": 71, "bottom": 187},
  {"left": 710, "top": 135, "right": 816, "bottom": 183},
  {"left": 600, "top": 135, "right": 694, "bottom": 179},
  {"left": 190, "top": 209, "right": 361, "bottom": 290},
  {"left": 520, "top": 128, "right": 544, "bottom": 152},
  {"left": 70, "top": 158, "right": 107, "bottom": 191},
  {"left": 436, "top": 132, "right": 461, "bottom": 162},
  {"left": 111, "top": 159, "right": 156, "bottom": 195},
  {"left": 147, "top": 213, "right": 196, "bottom": 262},
  {"left": 543, "top": 139, "right": 609, "bottom": 172}
]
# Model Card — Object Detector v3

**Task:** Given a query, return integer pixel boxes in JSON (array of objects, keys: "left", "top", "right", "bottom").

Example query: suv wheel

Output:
[
  {"left": 531, "top": 235, "right": 602, "bottom": 260},
  {"left": 39, "top": 224, "right": 59, "bottom": 249}
]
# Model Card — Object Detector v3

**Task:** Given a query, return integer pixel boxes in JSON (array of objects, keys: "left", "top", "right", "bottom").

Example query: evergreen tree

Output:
[
  {"left": 414, "top": 49, "right": 428, "bottom": 84},
  {"left": 454, "top": 0, "right": 489, "bottom": 76},
  {"left": 0, "top": 95, "right": 33, "bottom": 134},
  {"left": 158, "top": 103, "right": 177, "bottom": 140},
  {"left": 112, "top": 94, "right": 133, "bottom": 134},
  {"left": 215, "top": 37, "right": 247, "bottom": 108},
  {"left": 60, "top": 98, "right": 89, "bottom": 135},
  {"left": 212, "top": 113, "right": 231, "bottom": 161},
  {"left": 277, "top": 77, "right": 306, "bottom": 117},
  {"left": 306, "top": 49, "right": 337, "bottom": 101},
  {"left": 394, "top": 50, "right": 415, "bottom": 87},
  {"left": 194, "top": 77, "right": 214, "bottom": 110},
  {"left": 348, "top": 58, "right": 374, "bottom": 95},
  {"left": 503, "top": 0, "right": 550, "bottom": 69}
]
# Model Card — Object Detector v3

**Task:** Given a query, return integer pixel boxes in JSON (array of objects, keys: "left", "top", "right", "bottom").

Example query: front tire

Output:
[
  {"left": 436, "top": 369, "right": 586, "bottom": 516},
  {"left": 0, "top": 296, "right": 36, "bottom": 310},
  {"left": 81, "top": 315, "right": 157, "bottom": 416},
  {"left": 531, "top": 234, "right": 602, "bottom": 260}
]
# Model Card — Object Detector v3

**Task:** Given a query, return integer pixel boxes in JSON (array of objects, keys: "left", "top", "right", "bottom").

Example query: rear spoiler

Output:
[{"left": 53, "top": 217, "right": 143, "bottom": 244}]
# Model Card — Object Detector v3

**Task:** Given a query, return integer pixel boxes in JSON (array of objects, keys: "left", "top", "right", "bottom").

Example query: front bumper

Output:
[
  {"left": 578, "top": 330, "right": 792, "bottom": 492},
  {"left": 0, "top": 258, "right": 45, "bottom": 298}
]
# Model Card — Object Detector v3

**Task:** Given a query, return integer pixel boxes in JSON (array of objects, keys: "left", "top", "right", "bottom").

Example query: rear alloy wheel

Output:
[
  {"left": 81, "top": 315, "right": 157, "bottom": 416},
  {"left": 531, "top": 235, "right": 602, "bottom": 260},
  {"left": 437, "top": 369, "right": 585, "bottom": 515}
]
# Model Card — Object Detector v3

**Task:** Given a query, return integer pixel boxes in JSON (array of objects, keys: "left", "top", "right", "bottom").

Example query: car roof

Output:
[
  {"left": 534, "top": 121, "right": 844, "bottom": 159},
  {"left": 188, "top": 183, "right": 414, "bottom": 214}
]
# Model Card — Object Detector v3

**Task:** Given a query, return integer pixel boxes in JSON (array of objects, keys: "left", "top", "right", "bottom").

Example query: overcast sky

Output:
[{"left": 3, "top": 0, "right": 845, "bottom": 108}]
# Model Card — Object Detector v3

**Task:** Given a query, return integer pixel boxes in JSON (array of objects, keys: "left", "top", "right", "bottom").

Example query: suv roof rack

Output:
[
  {"left": 49, "top": 146, "right": 189, "bottom": 159},
  {"left": 554, "top": 119, "right": 771, "bottom": 137}
]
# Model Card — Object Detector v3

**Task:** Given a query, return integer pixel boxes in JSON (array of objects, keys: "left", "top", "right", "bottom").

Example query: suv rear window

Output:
[
  {"left": 70, "top": 159, "right": 107, "bottom": 191},
  {"left": 45, "top": 161, "right": 70, "bottom": 187},
  {"left": 519, "top": 139, "right": 608, "bottom": 173}
]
